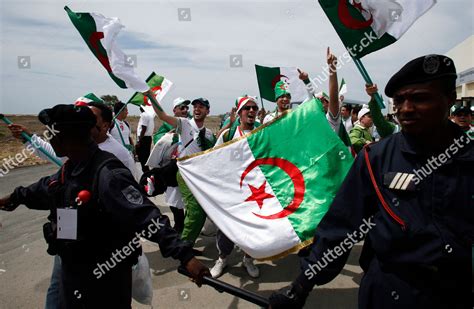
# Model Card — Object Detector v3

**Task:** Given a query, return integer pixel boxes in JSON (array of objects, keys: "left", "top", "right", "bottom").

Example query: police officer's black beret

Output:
[
  {"left": 385, "top": 54, "right": 457, "bottom": 97},
  {"left": 38, "top": 104, "right": 96, "bottom": 130}
]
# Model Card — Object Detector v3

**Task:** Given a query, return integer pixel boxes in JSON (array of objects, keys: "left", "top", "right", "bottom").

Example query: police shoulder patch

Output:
[
  {"left": 383, "top": 172, "right": 416, "bottom": 191},
  {"left": 122, "top": 185, "right": 144, "bottom": 205}
]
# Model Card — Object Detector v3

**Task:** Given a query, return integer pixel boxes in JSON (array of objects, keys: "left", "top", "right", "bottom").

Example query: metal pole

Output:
[
  {"left": 0, "top": 114, "right": 63, "bottom": 167},
  {"left": 178, "top": 266, "right": 269, "bottom": 307},
  {"left": 352, "top": 57, "right": 385, "bottom": 109}
]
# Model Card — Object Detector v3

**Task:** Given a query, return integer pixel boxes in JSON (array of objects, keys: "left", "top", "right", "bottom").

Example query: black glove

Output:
[{"left": 269, "top": 282, "right": 309, "bottom": 309}]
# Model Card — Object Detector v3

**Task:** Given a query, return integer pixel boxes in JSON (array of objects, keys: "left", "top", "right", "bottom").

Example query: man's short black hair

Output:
[
  {"left": 88, "top": 102, "right": 113, "bottom": 123},
  {"left": 114, "top": 102, "right": 126, "bottom": 115},
  {"left": 341, "top": 104, "right": 352, "bottom": 112}
]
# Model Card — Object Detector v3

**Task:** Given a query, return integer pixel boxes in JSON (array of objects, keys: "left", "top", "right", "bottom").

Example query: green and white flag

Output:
[
  {"left": 127, "top": 72, "right": 173, "bottom": 116},
  {"left": 255, "top": 65, "right": 308, "bottom": 104},
  {"left": 318, "top": 0, "right": 436, "bottom": 58},
  {"left": 75, "top": 93, "right": 103, "bottom": 105},
  {"left": 339, "top": 78, "right": 347, "bottom": 96},
  {"left": 178, "top": 99, "right": 353, "bottom": 259},
  {"left": 65, "top": 6, "right": 148, "bottom": 92}
]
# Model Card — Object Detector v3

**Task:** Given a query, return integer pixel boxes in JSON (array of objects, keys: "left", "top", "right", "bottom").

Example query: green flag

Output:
[{"left": 127, "top": 72, "right": 173, "bottom": 107}]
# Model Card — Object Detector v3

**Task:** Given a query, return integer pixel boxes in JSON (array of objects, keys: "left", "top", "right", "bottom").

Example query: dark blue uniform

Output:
[
  {"left": 294, "top": 122, "right": 473, "bottom": 308},
  {"left": 9, "top": 144, "right": 194, "bottom": 308}
]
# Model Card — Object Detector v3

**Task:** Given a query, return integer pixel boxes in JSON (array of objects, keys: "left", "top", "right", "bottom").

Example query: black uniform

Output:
[
  {"left": 9, "top": 144, "right": 194, "bottom": 308},
  {"left": 294, "top": 123, "right": 473, "bottom": 308}
]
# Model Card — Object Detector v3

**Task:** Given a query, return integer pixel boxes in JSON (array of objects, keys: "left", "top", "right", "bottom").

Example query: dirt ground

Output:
[{"left": 0, "top": 115, "right": 223, "bottom": 168}]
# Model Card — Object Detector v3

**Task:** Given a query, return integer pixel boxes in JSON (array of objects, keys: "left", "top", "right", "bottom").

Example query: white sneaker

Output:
[
  {"left": 242, "top": 256, "right": 259, "bottom": 278},
  {"left": 210, "top": 257, "right": 227, "bottom": 278}
]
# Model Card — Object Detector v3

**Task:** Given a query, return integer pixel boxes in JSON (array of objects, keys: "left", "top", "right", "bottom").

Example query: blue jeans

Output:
[{"left": 45, "top": 255, "right": 61, "bottom": 309}]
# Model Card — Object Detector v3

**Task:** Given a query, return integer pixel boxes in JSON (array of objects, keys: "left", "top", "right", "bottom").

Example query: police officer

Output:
[
  {"left": 269, "top": 55, "right": 473, "bottom": 308},
  {"left": 0, "top": 104, "right": 209, "bottom": 308}
]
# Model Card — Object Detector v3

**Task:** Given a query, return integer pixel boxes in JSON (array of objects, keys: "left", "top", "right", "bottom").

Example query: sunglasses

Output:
[
  {"left": 241, "top": 105, "right": 259, "bottom": 111},
  {"left": 179, "top": 105, "right": 189, "bottom": 110}
]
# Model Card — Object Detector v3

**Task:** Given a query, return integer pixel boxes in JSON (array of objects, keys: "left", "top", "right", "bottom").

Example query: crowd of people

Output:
[{"left": 0, "top": 51, "right": 472, "bottom": 308}]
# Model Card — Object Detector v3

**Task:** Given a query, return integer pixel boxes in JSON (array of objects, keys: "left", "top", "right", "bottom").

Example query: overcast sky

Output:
[{"left": 1, "top": 0, "right": 473, "bottom": 115}]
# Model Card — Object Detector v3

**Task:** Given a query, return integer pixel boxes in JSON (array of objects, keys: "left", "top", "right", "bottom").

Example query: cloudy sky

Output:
[{"left": 1, "top": 0, "right": 473, "bottom": 115}]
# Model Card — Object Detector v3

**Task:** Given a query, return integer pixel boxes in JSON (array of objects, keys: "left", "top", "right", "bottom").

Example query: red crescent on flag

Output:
[
  {"left": 88, "top": 32, "right": 113, "bottom": 72},
  {"left": 143, "top": 85, "right": 162, "bottom": 106},
  {"left": 270, "top": 74, "right": 289, "bottom": 88},
  {"left": 338, "top": 0, "right": 373, "bottom": 30},
  {"left": 240, "top": 158, "right": 305, "bottom": 219}
]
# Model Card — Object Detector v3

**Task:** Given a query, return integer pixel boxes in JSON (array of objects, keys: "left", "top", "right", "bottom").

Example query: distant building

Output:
[{"left": 446, "top": 35, "right": 473, "bottom": 109}]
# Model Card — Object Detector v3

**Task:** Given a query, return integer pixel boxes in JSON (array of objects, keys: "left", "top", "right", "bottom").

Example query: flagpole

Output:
[
  {"left": 352, "top": 57, "right": 385, "bottom": 109},
  {"left": 0, "top": 114, "right": 63, "bottom": 167}
]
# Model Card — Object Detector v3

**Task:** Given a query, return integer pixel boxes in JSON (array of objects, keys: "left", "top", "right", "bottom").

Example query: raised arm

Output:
[
  {"left": 366, "top": 84, "right": 395, "bottom": 138},
  {"left": 144, "top": 89, "right": 178, "bottom": 128},
  {"left": 327, "top": 47, "right": 339, "bottom": 118}
]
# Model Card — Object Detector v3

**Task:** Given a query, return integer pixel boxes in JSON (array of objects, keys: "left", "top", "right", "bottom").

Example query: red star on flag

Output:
[{"left": 245, "top": 181, "right": 274, "bottom": 209}]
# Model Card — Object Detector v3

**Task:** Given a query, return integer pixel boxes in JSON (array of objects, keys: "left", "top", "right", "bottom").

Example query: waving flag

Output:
[
  {"left": 255, "top": 65, "right": 308, "bottom": 104},
  {"left": 319, "top": 0, "right": 436, "bottom": 58},
  {"left": 75, "top": 93, "right": 103, "bottom": 105},
  {"left": 127, "top": 72, "right": 173, "bottom": 116},
  {"left": 339, "top": 78, "right": 347, "bottom": 96},
  {"left": 65, "top": 6, "right": 148, "bottom": 92},
  {"left": 178, "top": 99, "right": 353, "bottom": 259}
]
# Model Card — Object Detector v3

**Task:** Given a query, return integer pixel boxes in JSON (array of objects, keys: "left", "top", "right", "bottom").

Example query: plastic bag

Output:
[{"left": 132, "top": 253, "right": 153, "bottom": 305}]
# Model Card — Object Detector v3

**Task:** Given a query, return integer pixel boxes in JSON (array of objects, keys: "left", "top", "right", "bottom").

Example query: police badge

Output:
[{"left": 122, "top": 185, "right": 144, "bottom": 205}]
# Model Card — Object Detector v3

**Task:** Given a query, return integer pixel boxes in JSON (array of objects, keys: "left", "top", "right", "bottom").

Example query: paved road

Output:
[{"left": 0, "top": 164, "right": 362, "bottom": 308}]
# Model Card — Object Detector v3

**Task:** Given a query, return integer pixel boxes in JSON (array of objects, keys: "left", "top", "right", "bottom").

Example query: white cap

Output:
[
  {"left": 358, "top": 107, "right": 370, "bottom": 120},
  {"left": 173, "top": 97, "right": 190, "bottom": 108}
]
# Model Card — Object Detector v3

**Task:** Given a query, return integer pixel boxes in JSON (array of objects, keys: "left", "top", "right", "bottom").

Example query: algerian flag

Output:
[
  {"left": 339, "top": 78, "right": 347, "bottom": 96},
  {"left": 318, "top": 0, "right": 436, "bottom": 58},
  {"left": 65, "top": 6, "right": 148, "bottom": 92},
  {"left": 255, "top": 65, "right": 308, "bottom": 104},
  {"left": 127, "top": 72, "right": 173, "bottom": 116},
  {"left": 75, "top": 93, "right": 103, "bottom": 105},
  {"left": 178, "top": 99, "right": 353, "bottom": 259}
]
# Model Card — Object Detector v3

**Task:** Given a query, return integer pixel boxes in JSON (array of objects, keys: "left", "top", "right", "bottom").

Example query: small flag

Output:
[
  {"left": 75, "top": 93, "right": 103, "bottom": 105},
  {"left": 339, "top": 78, "right": 347, "bottom": 96},
  {"left": 318, "top": 0, "right": 436, "bottom": 58},
  {"left": 127, "top": 72, "right": 173, "bottom": 116},
  {"left": 255, "top": 65, "right": 308, "bottom": 104},
  {"left": 178, "top": 99, "right": 353, "bottom": 259},
  {"left": 65, "top": 6, "right": 148, "bottom": 92}
]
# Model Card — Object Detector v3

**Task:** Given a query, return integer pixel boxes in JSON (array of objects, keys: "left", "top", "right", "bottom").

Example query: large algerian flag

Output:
[
  {"left": 178, "top": 99, "right": 353, "bottom": 259},
  {"left": 127, "top": 72, "right": 173, "bottom": 116},
  {"left": 319, "top": 0, "right": 436, "bottom": 58},
  {"left": 255, "top": 65, "right": 308, "bottom": 104},
  {"left": 65, "top": 6, "right": 148, "bottom": 92}
]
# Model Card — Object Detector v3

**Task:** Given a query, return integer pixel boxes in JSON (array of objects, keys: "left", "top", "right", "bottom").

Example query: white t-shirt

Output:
[
  {"left": 176, "top": 118, "right": 214, "bottom": 158},
  {"left": 215, "top": 127, "right": 250, "bottom": 146},
  {"left": 137, "top": 112, "right": 154, "bottom": 137},
  {"left": 110, "top": 119, "right": 131, "bottom": 146},
  {"left": 99, "top": 134, "right": 139, "bottom": 179},
  {"left": 342, "top": 117, "right": 353, "bottom": 133}
]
